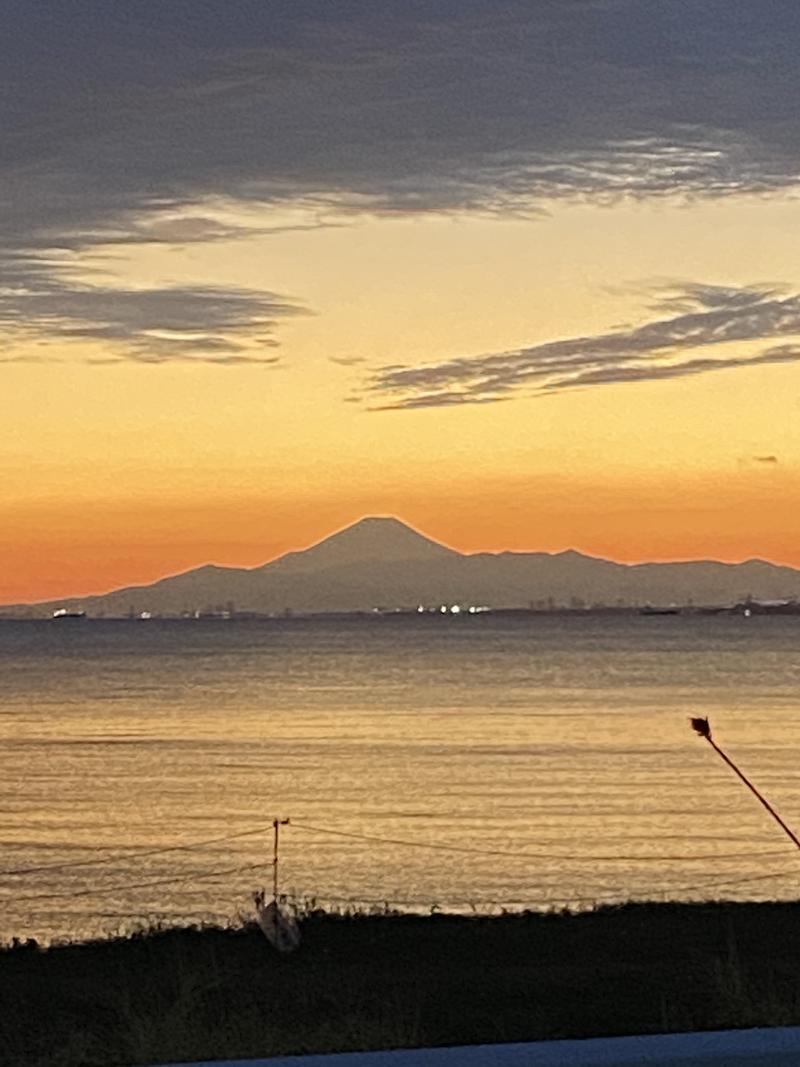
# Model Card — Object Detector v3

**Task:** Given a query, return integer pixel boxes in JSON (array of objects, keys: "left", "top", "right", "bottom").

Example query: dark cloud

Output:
[
  {"left": 363, "top": 283, "right": 800, "bottom": 408},
  {"left": 5, "top": 3, "right": 800, "bottom": 227},
  {"left": 7, "top": 0, "right": 800, "bottom": 218},
  {"left": 5, "top": 2, "right": 800, "bottom": 359},
  {"left": 753, "top": 454, "right": 780, "bottom": 464}
]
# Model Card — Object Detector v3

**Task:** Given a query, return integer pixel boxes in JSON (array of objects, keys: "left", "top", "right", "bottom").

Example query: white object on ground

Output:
[
  {"left": 155, "top": 1024, "right": 800, "bottom": 1066},
  {"left": 253, "top": 893, "right": 301, "bottom": 954}
]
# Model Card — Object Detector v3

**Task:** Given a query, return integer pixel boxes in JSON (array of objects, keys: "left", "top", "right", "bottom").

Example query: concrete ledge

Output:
[{"left": 158, "top": 1025, "right": 800, "bottom": 1066}]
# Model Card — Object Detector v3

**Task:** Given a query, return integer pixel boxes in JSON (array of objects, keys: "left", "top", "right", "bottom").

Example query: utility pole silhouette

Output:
[{"left": 272, "top": 817, "right": 290, "bottom": 901}]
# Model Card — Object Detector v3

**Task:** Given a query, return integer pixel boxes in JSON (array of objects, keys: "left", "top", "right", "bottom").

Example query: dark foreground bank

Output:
[{"left": 4, "top": 902, "right": 800, "bottom": 1067}]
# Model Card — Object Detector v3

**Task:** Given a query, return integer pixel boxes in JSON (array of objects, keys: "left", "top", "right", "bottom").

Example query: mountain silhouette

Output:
[
  {"left": 268, "top": 516, "right": 455, "bottom": 572},
  {"left": 9, "top": 515, "right": 800, "bottom": 615}
]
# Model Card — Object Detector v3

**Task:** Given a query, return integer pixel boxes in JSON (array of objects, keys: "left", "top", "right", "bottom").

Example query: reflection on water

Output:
[{"left": 2, "top": 615, "right": 800, "bottom": 942}]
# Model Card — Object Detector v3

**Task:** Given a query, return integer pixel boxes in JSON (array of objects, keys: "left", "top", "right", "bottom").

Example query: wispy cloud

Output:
[
  {"left": 738, "top": 452, "right": 782, "bottom": 470},
  {"left": 363, "top": 283, "right": 800, "bottom": 409},
  {"left": 329, "top": 355, "right": 367, "bottom": 367},
  {"left": 0, "top": 252, "right": 306, "bottom": 363},
  {"left": 752, "top": 454, "right": 780, "bottom": 465}
]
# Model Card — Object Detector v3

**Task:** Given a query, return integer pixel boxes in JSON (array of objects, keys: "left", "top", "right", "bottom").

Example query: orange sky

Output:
[
  {"left": 5, "top": 195, "right": 800, "bottom": 604},
  {"left": 4, "top": 455, "right": 800, "bottom": 603},
  {"left": 7, "top": 5, "right": 800, "bottom": 603},
  {"left": 4, "top": 171, "right": 800, "bottom": 607}
]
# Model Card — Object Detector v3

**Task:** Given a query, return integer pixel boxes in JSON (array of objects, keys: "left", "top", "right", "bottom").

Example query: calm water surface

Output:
[{"left": 2, "top": 615, "right": 800, "bottom": 941}]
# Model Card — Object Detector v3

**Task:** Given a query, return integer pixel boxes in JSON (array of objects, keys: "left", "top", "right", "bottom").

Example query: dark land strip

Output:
[{"left": 4, "top": 902, "right": 800, "bottom": 1066}]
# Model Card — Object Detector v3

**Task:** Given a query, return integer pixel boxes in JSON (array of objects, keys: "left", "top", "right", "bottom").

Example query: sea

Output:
[{"left": 2, "top": 613, "right": 800, "bottom": 944}]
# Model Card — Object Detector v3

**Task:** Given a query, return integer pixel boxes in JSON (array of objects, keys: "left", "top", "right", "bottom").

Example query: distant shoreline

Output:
[{"left": 3, "top": 603, "right": 800, "bottom": 621}]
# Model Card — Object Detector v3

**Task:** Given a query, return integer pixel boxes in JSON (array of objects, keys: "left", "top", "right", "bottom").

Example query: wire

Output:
[
  {"left": 3, "top": 818, "right": 791, "bottom": 883},
  {"left": 290, "top": 867, "right": 800, "bottom": 912},
  {"left": 0, "top": 821, "right": 279, "bottom": 878},
  {"left": 6, "top": 820, "right": 797, "bottom": 920},
  {"left": 9, "top": 860, "right": 272, "bottom": 906},
  {"left": 8, "top": 859, "right": 795, "bottom": 917},
  {"left": 290, "top": 821, "right": 794, "bottom": 863},
  {"left": 563, "top": 866, "right": 800, "bottom": 904}
]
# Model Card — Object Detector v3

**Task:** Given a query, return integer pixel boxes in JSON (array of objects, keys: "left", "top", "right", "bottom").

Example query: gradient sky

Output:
[{"left": 4, "top": 0, "right": 800, "bottom": 602}]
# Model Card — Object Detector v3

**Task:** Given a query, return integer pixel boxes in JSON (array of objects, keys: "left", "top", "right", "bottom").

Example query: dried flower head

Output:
[{"left": 690, "top": 716, "right": 712, "bottom": 739}]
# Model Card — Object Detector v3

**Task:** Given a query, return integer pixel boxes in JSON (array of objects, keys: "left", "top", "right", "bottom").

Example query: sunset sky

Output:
[{"left": 4, "top": 0, "right": 800, "bottom": 602}]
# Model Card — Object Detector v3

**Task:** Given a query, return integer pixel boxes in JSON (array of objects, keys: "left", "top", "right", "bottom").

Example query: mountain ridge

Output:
[{"left": 6, "top": 516, "right": 800, "bottom": 615}]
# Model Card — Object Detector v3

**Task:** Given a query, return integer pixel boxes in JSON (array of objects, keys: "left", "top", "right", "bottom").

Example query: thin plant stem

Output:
[{"left": 693, "top": 718, "right": 800, "bottom": 851}]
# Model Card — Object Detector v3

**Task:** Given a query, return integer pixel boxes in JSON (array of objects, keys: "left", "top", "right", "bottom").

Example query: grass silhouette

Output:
[{"left": 5, "top": 902, "right": 800, "bottom": 1066}]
